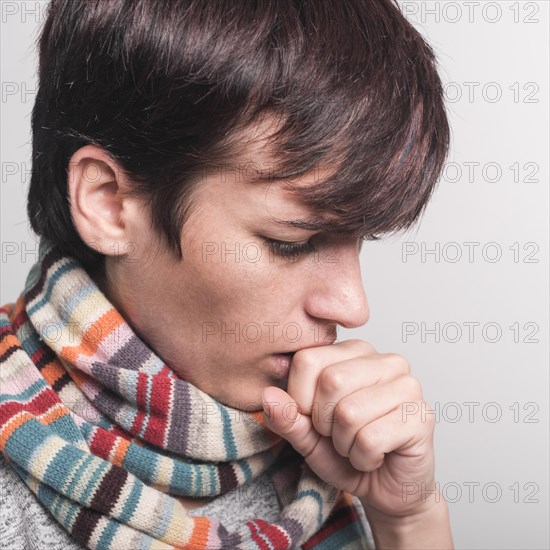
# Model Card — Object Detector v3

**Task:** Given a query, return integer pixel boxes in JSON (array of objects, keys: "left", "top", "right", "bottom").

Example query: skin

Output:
[{"left": 68, "top": 123, "right": 453, "bottom": 546}]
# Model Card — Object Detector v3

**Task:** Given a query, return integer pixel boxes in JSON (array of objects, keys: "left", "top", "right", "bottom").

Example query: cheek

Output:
[
  {"left": 190, "top": 242, "right": 277, "bottom": 295},
  {"left": 181, "top": 230, "right": 309, "bottom": 317}
]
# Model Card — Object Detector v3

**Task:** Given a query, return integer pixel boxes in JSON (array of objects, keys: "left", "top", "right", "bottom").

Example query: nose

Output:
[{"left": 304, "top": 239, "right": 370, "bottom": 329}]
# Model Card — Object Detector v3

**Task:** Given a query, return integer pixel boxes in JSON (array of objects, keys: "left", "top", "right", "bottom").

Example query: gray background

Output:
[{"left": 1, "top": 2, "right": 548, "bottom": 548}]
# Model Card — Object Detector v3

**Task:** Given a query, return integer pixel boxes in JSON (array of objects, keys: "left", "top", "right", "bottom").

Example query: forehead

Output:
[
  {"left": 194, "top": 160, "right": 340, "bottom": 234},
  {"left": 260, "top": 181, "right": 341, "bottom": 230},
  {"left": 196, "top": 114, "right": 349, "bottom": 232}
]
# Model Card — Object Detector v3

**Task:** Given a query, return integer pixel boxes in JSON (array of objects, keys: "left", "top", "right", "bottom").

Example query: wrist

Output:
[{"left": 361, "top": 491, "right": 454, "bottom": 549}]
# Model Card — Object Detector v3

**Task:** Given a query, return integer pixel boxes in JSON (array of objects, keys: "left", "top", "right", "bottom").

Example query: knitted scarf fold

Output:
[{"left": 0, "top": 237, "right": 369, "bottom": 549}]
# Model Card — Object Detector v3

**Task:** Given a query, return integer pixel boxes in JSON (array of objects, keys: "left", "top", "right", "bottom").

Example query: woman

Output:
[{"left": 0, "top": 0, "right": 453, "bottom": 548}]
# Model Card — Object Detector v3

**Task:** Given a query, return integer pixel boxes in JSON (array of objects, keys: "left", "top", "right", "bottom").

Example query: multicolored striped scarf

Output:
[{"left": 0, "top": 237, "right": 369, "bottom": 549}]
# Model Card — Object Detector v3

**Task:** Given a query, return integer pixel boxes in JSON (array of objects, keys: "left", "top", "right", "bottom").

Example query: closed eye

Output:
[{"left": 261, "top": 237, "right": 318, "bottom": 259}]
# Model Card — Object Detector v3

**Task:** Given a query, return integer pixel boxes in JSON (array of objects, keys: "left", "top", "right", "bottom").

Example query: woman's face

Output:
[{"left": 101, "top": 150, "right": 370, "bottom": 411}]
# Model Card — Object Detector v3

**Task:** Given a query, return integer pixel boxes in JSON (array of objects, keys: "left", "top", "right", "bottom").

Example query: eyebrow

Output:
[
  {"left": 274, "top": 216, "right": 367, "bottom": 241},
  {"left": 274, "top": 216, "right": 337, "bottom": 231}
]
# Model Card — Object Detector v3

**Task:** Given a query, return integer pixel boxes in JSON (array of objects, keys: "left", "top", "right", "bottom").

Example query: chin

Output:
[{"left": 214, "top": 385, "right": 265, "bottom": 412}]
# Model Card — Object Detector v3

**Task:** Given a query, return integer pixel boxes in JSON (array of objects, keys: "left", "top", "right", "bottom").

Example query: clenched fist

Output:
[{"left": 262, "top": 339, "right": 453, "bottom": 549}]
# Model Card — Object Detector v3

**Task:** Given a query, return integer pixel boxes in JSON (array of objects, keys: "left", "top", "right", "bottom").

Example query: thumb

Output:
[
  {"left": 262, "top": 386, "right": 363, "bottom": 493},
  {"left": 262, "top": 386, "right": 321, "bottom": 457}
]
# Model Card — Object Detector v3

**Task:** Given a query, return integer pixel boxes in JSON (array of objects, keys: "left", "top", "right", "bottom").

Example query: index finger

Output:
[{"left": 287, "top": 339, "right": 377, "bottom": 414}]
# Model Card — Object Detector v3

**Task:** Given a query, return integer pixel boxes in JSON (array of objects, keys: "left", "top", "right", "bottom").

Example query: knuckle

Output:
[
  {"left": 334, "top": 399, "right": 361, "bottom": 427},
  {"left": 384, "top": 352, "right": 411, "bottom": 374},
  {"left": 318, "top": 367, "right": 346, "bottom": 394},
  {"left": 350, "top": 338, "right": 377, "bottom": 354},
  {"left": 356, "top": 426, "right": 382, "bottom": 452},
  {"left": 401, "top": 374, "right": 422, "bottom": 397},
  {"left": 292, "top": 348, "right": 318, "bottom": 372},
  {"left": 346, "top": 338, "right": 364, "bottom": 347}
]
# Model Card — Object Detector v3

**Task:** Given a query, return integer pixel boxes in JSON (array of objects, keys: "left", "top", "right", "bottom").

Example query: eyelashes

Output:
[
  {"left": 260, "top": 233, "right": 364, "bottom": 260},
  {"left": 261, "top": 237, "right": 318, "bottom": 259}
]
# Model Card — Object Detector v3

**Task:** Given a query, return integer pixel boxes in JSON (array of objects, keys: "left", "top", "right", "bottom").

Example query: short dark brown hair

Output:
[{"left": 28, "top": 0, "right": 450, "bottom": 267}]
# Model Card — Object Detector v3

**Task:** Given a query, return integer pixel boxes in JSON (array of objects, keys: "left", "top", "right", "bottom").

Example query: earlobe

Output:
[{"left": 68, "top": 145, "right": 130, "bottom": 257}]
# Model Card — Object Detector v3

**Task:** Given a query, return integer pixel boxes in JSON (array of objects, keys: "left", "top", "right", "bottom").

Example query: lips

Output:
[{"left": 271, "top": 353, "right": 295, "bottom": 378}]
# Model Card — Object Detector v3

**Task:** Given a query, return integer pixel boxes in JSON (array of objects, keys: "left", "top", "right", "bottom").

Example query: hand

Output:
[{"left": 261, "top": 339, "right": 439, "bottom": 519}]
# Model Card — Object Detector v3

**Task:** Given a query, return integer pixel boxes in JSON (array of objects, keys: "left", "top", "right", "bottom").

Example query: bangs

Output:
[{"left": 211, "top": 0, "right": 450, "bottom": 241}]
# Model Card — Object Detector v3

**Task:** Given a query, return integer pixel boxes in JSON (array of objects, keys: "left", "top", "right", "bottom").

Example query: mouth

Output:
[{"left": 270, "top": 352, "right": 296, "bottom": 379}]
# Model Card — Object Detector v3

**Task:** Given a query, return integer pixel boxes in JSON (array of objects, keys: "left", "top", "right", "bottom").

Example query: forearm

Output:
[{"left": 361, "top": 492, "right": 454, "bottom": 550}]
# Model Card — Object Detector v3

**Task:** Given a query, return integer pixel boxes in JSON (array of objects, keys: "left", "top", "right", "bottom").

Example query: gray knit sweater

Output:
[{"left": 0, "top": 454, "right": 375, "bottom": 549}]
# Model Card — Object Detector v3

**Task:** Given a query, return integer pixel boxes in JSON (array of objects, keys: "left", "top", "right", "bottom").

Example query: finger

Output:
[
  {"left": 261, "top": 386, "right": 363, "bottom": 491},
  {"left": 288, "top": 339, "right": 377, "bottom": 414},
  {"left": 329, "top": 375, "right": 424, "bottom": 455},
  {"left": 261, "top": 385, "right": 320, "bottom": 457},
  {"left": 312, "top": 353, "right": 411, "bottom": 437},
  {"left": 348, "top": 401, "right": 435, "bottom": 473}
]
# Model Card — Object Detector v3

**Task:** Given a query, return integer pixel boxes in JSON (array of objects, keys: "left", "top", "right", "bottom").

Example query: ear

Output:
[{"left": 68, "top": 145, "right": 135, "bottom": 257}]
